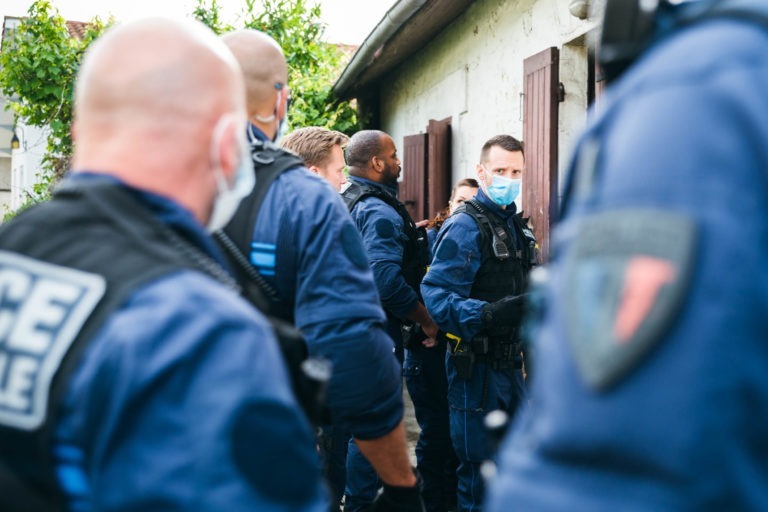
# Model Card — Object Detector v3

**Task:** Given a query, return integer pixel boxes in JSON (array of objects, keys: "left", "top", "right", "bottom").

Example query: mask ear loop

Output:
[
  {"left": 253, "top": 87, "right": 282, "bottom": 124},
  {"left": 210, "top": 113, "right": 236, "bottom": 192}
]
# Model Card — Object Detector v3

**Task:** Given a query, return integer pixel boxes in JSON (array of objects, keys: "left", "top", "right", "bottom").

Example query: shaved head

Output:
[
  {"left": 346, "top": 130, "right": 384, "bottom": 169},
  {"left": 75, "top": 18, "right": 242, "bottom": 139},
  {"left": 222, "top": 30, "right": 288, "bottom": 118},
  {"left": 346, "top": 130, "right": 401, "bottom": 186},
  {"left": 72, "top": 17, "right": 247, "bottom": 225}
]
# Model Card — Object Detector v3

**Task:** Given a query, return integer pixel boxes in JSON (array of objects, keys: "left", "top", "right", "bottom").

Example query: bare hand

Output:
[
  {"left": 421, "top": 321, "right": 439, "bottom": 340},
  {"left": 421, "top": 337, "right": 437, "bottom": 348}
]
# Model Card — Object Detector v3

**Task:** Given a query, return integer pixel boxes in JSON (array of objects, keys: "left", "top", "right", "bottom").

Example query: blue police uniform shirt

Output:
[
  {"left": 487, "top": 15, "right": 768, "bottom": 511},
  {"left": 421, "top": 187, "right": 520, "bottom": 342},
  {"left": 426, "top": 228, "right": 438, "bottom": 260},
  {"left": 53, "top": 174, "right": 326, "bottom": 511},
  {"left": 346, "top": 176, "right": 421, "bottom": 320},
  {"left": 247, "top": 127, "right": 403, "bottom": 440}
]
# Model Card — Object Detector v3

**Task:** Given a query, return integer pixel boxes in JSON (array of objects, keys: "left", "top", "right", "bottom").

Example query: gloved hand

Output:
[
  {"left": 368, "top": 470, "right": 425, "bottom": 512},
  {"left": 481, "top": 294, "right": 528, "bottom": 335}
]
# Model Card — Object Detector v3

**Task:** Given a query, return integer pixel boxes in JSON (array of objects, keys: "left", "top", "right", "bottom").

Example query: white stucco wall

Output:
[
  {"left": 380, "top": 0, "right": 598, "bottom": 191},
  {"left": 0, "top": 101, "right": 13, "bottom": 212},
  {"left": 9, "top": 123, "right": 48, "bottom": 212}
]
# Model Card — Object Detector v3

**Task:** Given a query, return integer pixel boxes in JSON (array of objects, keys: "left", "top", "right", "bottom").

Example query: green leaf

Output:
[{"left": 0, "top": 0, "right": 108, "bottom": 213}]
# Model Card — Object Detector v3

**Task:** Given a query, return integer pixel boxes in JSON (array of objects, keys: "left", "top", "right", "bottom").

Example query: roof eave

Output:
[{"left": 333, "top": 0, "right": 475, "bottom": 100}]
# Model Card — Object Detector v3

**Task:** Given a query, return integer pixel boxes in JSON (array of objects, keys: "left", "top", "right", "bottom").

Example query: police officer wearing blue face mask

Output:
[
  {"left": 421, "top": 134, "right": 537, "bottom": 512},
  {"left": 486, "top": 0, "right": 768, "bottom": 510},
  {"left": 220, "top": 32, "right": 423, "bottom": 512}
]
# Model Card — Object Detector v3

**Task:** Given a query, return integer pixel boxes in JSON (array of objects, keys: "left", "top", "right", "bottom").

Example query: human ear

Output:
[
  {"left": 214, "top": 115, "right": 239, "bottom": 182},
  {"left": 476, "top": 163, "right": 487, "bottom": 184}
]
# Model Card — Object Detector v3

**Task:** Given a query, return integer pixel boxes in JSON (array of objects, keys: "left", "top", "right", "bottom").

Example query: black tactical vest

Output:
[
  {"left": 458, "top": 199, "right": 536, "bottom": 303},
  {"left": 342, "top": 180, "right": 430, "bottom": 294},
  {"left": 216, "top": 139, "right": 304, "bottom": 322},
  {"left": 0, "top": 180, "right": 236, "bottom": 512},
  {"left": 214, "top": 139, "right": 330, "bottom": 427}
]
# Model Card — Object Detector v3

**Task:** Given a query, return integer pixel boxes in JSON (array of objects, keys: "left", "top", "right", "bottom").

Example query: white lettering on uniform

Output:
[
  {"left": 0, "top": 353, "right": 38, "bottom": 411},
  {"left": 0, "top": 268, "right": 32, "bottom": 344},
  {"left": 7, "top": 278, "right": 81, "bottom": 355},
  {"left": 0, "top": 251, "right": 106, "bottom": 430}
]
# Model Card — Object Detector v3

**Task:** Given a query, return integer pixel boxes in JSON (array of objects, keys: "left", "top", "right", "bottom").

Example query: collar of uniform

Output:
[
  {"left": 476, "top": 186, "right": 518, "bottom": 219},
  {"left": 349, "top": 175, "right": 399, "bottom": 198},
  {"left": 247, "top": 123, "right": 270, "bottom": 143},
  {"left": 67, "top": 172, "right": 231, "bottom": 270}
]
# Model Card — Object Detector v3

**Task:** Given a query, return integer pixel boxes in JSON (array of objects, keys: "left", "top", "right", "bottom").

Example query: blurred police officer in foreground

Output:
[
  {"left": 220, "top": 32, "right": 423, "bottom": 512},
  {"left": 0, "top": 18, "right": 326, "bottom": 511},
  {"left": 421, "top": 134, "right": 536, "bottom": 511},
  {"left": 342, "top": 130, "right": 438, "bottom": 511},
  {"left": 487, "top": 0, "right": 768, "bottom": 510}
]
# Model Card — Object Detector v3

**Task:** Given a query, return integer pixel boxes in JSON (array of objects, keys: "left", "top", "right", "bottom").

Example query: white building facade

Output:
[{"left": 334, "top": 0, "right": 602, "bottom": 258}]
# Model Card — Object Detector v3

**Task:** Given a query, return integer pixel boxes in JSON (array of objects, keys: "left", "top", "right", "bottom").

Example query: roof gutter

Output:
[{"left": 333, "top": 0, "right": 428, "bottom": 98}]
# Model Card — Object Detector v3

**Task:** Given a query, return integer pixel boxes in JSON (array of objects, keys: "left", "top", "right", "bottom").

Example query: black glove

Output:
[
  {"left": 368, "top": 470, "right": 425, "bottom": 512},
  {"left": 401, "top": 322, "right": 428, "bottom": 351},
  {"left": 481, "top": 294, "right": 528, "bottom": 335}
]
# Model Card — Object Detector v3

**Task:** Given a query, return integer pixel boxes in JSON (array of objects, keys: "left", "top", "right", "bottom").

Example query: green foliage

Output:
[
  {"left": 195, "top": 0, "right": 358, "bottom": 135},
  {"left": 0, "top": 0, "right": 356, "bottom": 218},
  {"left": 192, "top": 0, "right": 233, "bottom": 35},
  {"left": 0, "top": 0, "right": 108, "bottom": 213}
]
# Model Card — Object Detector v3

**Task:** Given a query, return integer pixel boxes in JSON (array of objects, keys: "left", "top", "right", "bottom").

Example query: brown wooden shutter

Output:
[
  {"left": 523, "top": 47, "right": 559, "bottom": 262},
  {"left": 426, "top": 117, "right": 451, "bottom": 219},
  {"left": 400, "top": 133, "right": 427, "bottom": 220}
]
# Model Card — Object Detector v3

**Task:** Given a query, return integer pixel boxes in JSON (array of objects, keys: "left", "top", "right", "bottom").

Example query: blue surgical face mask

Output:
[{"left": 485, "top": 172, "right": 521, "bottom": 206}]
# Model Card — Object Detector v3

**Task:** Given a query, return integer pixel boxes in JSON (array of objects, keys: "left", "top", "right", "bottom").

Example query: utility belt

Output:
[{"left": 446, "top": 334, "right": 523, "bottom": 379}]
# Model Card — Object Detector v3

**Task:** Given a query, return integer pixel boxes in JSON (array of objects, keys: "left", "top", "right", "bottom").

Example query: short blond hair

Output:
[{"left": 280, "top": 127, "right": 349, "bottom": 168}]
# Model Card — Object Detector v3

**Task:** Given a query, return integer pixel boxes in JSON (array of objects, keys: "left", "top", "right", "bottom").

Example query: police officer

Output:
[
  {"left": 281, "top": 127, "right": 349, "bottom": 192},
  {"left": 220, "top": 32, "right": 423, "bottom": 512},
  {"left": 411, "top": 179, "right": 480, "bottom": 512},
  {"left": 0, "top": 18, "right": 326, "bottom": 511},
  {"left": 342, "top": 130, "right": 438, "bottom": 511},
  {"left": 277, "top": 124, "right": 350, "bottom": 504},
  {"left": 424, "top": 178, "right": 480, "bottom": 252},
  {"left": 421, "top": 134, "right": 536, "bottom": 512},
  {"left": 486, "top": 0, "right": 768, "bottom": 510}
]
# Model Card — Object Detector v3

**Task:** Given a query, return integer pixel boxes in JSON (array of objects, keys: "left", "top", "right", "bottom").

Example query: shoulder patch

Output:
[
  {"left": 340, "top": 223, "right": 370, "bottom": 269},
  {"left": 435, "top": 238, "right": 459, "bottom": 261},
  {"left": 0, "top": 252, "right": 105, "bottom": 430},
  {"left": 562, "top": 210, "right": 696, "bottom": 391},
  {"left": 375, "top": 218, "right": 396, "bottom": 239}
]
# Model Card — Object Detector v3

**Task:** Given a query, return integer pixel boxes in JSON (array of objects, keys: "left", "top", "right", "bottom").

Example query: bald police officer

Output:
[
  {"left": 0, "top": 18, "right": 325, "bottom": 511},
  {"left": 220, "top": 31, "right": 423, "bottom": 512}
]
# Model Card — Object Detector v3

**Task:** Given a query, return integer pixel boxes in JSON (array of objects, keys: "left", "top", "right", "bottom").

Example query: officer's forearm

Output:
[
  {"left": 353, "top": 421, "right": 417, "bottom": 487},
  {"left": 405, "top": 302, "right": 438, "bottom": 338}
]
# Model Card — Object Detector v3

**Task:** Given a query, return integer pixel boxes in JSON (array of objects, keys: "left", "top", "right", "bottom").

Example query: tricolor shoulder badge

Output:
[{"left": 562, "top": 209, "right": 696, "bottom": 391}]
